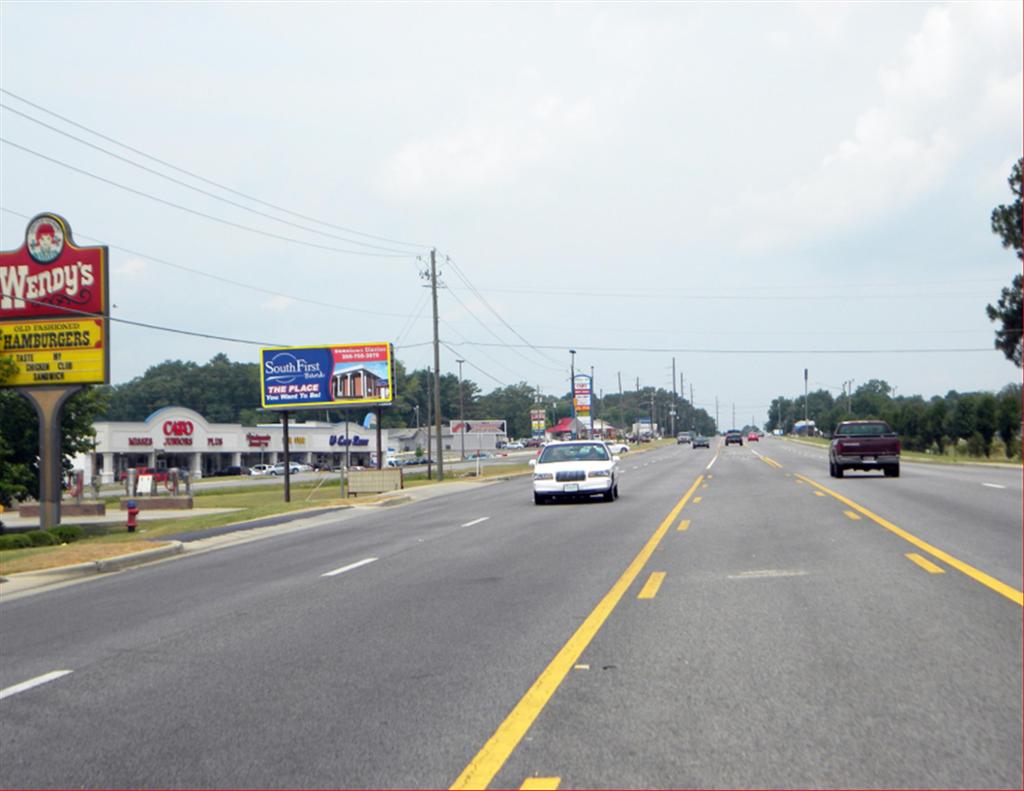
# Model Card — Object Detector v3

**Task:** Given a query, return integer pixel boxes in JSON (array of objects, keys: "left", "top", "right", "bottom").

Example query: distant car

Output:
[
  {"left": 605, "top": 442, "right": 630, "bottom": 454},
  {"left": 505, "top": 441, "right": 525, "bottom": 449},
  {"left": 530, "top": 440, "right": 619, "bottom": 504},
  {"left": 724, "top": 430, "right": 744, "bottom": 446},
  {"left": 676, "top": 432, "right": 693, "bottom": 445},
  {"left": 692, "top": 435, "right": 710, "bottom": 448},
  {"left": 747, "top": 432, "right": 759, "bottom": 442},
  {"left": 270, "top": 462, "right": 301, "bottom": 475},
  {"left": 467, "top": 451, "right": 490, "bottom": 459},
  {"left": 250, "top": 464, "right": 272, "bottom": 476}
]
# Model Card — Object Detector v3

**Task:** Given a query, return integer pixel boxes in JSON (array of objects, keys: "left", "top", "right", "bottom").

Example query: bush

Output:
[
  {"left": 26, "top": 530, "right": 57, "bottom": 547},
  {"left": 49, "top": 525, "right": 85, "bottom": 544},
  {"left": 0, "top": 533, "right": 32, "bottom": 550}
]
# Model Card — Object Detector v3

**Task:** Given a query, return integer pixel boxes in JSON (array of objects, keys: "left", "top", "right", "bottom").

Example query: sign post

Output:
[{"left": 0, "top": 213, "right": 109, "bottom": 530}]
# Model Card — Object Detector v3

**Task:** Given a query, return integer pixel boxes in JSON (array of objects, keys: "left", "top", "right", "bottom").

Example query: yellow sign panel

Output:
[{"left": 0, "top": 317, "right": 108, "bottom": 386}]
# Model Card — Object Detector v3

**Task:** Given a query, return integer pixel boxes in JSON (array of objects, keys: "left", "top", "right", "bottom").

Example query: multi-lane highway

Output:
[{"left": 1, "top": 438, "right": 1020, "bottom": 789}]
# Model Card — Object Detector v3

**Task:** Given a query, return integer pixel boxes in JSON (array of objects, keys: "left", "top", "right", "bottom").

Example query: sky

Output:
[{"left": 1, "top": 1, "right": 1021, "bottom": 428}]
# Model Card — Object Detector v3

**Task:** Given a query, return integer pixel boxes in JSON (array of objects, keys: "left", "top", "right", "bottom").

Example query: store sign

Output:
[
  {"left": 259, "top": 342, "right": 394, "bottom": 409},
  {"left": 128, "top": 437, "right": 153, "bottom": 446},
  {"left": 530, "top": 408, "right": 546, "bottom": 436},
  {"left": 329, "top": 435, "right": 370, "bottom": 447},
  {"left": 247, "top": 433, "right": 271, "bottom": 447},
  {"left": 207, "top": 437, "right": 223, "bottom": 447},
  {"left": 0, "top": 317, "right": 107, "bottom": 386},
  {"left": 573, "top": 374, "right": 593, "bottom": 430},
  {"left": 0, "top": 214, "right": 109, "bottom": 389},
  {"left": 451, "top": 420, "right": 507, "bottom": 434}
]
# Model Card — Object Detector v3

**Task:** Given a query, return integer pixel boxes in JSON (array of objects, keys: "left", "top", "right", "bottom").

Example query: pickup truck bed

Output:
[{"left": 829, "top": 420, "right": 900, "bottom": 478}]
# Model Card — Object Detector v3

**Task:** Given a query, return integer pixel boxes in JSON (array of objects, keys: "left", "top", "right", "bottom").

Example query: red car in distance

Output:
[{"left": 747, "top": 432, "right": 760, "bottom": 442}]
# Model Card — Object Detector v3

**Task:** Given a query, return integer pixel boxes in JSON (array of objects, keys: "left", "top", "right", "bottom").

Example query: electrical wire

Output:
[
  {"left": 442, "top": 340, "right": 994, "bottom": 354},
  {"left": 1, "top": 138, "right": 415, "bottom": 258},
  {"left": 1, "top": 102, "right": 416, "bottom": 255},
  {"left": 440, "top": 342, "right": 507, "bottom": 387},
  {"left": 0, "top": 207, "right": 423, "bottom": 319},
  {"left": 0, "top": 88, "right": 430, "bottom": 250}
]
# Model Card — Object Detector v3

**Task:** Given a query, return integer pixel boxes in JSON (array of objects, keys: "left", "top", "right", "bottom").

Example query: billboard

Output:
[
  {"left": 450, "top": 420, "right": 507, "bottom": 435},
  {"left": 0, "top": 213, "right": 109, "bottom": 388},
  {"left": 0, "top": 317, "right": 107, "bottom": 386},
  {"left": 260, "top": 342, "right": 394, "bottom": 409}
]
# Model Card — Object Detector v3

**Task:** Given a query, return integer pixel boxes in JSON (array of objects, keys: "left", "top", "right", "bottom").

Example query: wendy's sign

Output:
[{"left": 0, "top": 213, "right": 108, "bottom": 319}]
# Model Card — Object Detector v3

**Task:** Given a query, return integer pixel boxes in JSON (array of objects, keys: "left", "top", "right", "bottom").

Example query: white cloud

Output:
[
  {"left": 737, "top": 2, "right": 1022, "bottom": 251},
  {"left": 376, "top": 96, "right": 596, "bottom": 202},
  {"left": 261, "top": 295, "right": 294, "bottom": 312},
  {"left": 113, "top": 257, "right": 148, "bottom": 277}
]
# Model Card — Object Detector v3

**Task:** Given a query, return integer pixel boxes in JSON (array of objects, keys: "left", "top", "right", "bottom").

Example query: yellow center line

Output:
[
  {"left": 843, "top": 510, "right": 861, "bottom": 521},
  {"left": 677, "top": 519, "right": 691, "bottom": 532},
  {"left": 520, "top": 778, "right": 560, "bottom": 790},
  {"left": 693, "top": 496, "right": 702, "bottom": 504},
  {"left": 795, "top": 473, "right": 1023, "bottom": 607},
  {"left": 450, "top": 474, "right": 705, "bottom": 790},
  {"left": 813, "top": 491, "right": 826, "bottom": 497},
  {"left": 637, "top": 571, "right": 666, "bottom": 599},
  {"left": 906, "top": 553, "right": 945, "bottom": 574}
]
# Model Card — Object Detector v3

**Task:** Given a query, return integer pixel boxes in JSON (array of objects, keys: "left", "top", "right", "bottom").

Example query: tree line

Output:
[{"left": 766, "top": 379, "right": 1022, "bottom": 459}]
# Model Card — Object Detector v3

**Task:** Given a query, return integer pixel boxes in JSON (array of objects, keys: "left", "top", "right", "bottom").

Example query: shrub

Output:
[
  {"left": 49, "top": 525, "right": 85, "bottom": 544},
  {"left": 0, "top": 533, "right": 33, "bottom": 550},
  {"left": 26, "top": 530, "right": 57, "bottom": 547}
]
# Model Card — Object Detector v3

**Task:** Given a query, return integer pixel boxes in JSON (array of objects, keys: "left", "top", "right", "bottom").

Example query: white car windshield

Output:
[{"left": 538, "top": 443, "right": 610, "bottom": 463}]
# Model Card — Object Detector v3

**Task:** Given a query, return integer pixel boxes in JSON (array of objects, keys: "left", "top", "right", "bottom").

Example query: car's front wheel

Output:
[{"left": 534, "top": 492, "right": 546, "bottom": 505}]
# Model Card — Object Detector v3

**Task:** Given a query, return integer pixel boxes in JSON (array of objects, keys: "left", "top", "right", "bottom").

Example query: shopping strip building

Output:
[{"left": 76, "top": 406, "right": 507, "bottom": 482}]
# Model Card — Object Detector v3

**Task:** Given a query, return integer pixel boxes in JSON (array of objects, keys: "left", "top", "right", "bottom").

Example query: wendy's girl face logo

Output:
[{"left": 27, "top": 215, "right": 66, "bottom": 264}]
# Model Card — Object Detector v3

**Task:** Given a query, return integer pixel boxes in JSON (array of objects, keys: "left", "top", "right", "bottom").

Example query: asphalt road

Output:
[{"left": 1, "top": 439, "right": 1020, "bottom": 789}]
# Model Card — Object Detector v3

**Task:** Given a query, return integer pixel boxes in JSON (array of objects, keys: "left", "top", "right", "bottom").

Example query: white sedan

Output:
[
  {"left": 605, "top": 442, "right": 630, "bottom": 454},
  {"left": 530, "top": 440, "right": 620, "bottom": 504}
]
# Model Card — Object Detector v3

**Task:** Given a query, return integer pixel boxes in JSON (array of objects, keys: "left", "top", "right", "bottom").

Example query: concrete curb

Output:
[{"left": 2, "top": 542, "right": 185, "bottom": 590}]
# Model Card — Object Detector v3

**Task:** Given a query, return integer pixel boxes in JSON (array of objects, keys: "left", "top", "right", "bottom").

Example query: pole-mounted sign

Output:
[{"left": 0, "top": 213, "right": 110, "bottom": 529}]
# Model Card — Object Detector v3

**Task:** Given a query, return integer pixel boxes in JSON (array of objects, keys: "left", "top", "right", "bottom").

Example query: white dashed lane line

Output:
[
  {"left": 322, "top": 557, "right": 378, "bottom": 578},
  {"left": 461, "top": 517, "right": 490, "bottom": 527},
  {"left": 983, "top": 483, "right": 1007, "bottom": 489},
  {"left": 0, "top": 670, "right": 73, "bottom": 701}
]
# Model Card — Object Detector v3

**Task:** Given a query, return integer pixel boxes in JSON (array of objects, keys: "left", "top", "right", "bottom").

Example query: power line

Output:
[
  {"left": 1, "top": 138, "right": 415, "bottom": 258},
  {"left": 0, "top": 207, "right": 422, "bottom": 319},
  {"left": 0, "top": 88, "right": 430, "bottom": 250},
  {"left": 445, "top": 285, "right": 995, "bottom": 302},
  {"left": 440, "top": 342, "right": 507, "bottom": 387},
  {"left": 442, "top": 340, "right": 994, "bottom": 354},
  {"left": 0, "top": 103, "right": 421, "bottom": 255}
]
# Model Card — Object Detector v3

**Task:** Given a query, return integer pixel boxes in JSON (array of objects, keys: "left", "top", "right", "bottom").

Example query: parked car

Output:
[
  {"left": 692, "top": 435, "right": 710, "bottom": 448},
  {"left": 118, "top": 466, "right": 169, "bottom": 482},
  {"left": 270, "top": 462, "right": 301, "bottom": 475},
  {"left": 212, "top": 465, "right": 250, "bottom": 477},
  {"left": 249, "top": 464, "right": 272, "bottom": 476},
  {"left": 724, "top": 430, "right": 744, "bottom": 446},
  {"left": 505, "top": 441, "right": 525, "bottom": 449},
  {"left": 605, "top": 442, "right": 630, "bottom": 454},
  {"left": 829, "top": 420, "right": 900, "bottom": 478},
  {"left": 530, "top": 440, "right": 619, "bottom": 504}
]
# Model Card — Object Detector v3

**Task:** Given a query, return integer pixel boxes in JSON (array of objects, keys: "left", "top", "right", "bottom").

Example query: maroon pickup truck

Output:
[{"left": 829, "top": 420, "right": 900, "bottom": 478}]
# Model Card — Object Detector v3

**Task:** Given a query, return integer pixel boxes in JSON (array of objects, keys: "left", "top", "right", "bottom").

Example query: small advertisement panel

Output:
[
  {"left": 530, "top": 408, "right": 546, "bottom": 436},
  {"left": 450, "top": 419, "right": 507, "bottom": 435},
  {"left": 260, "top": 342, "right": 394, "bottom": 409},
  {"left": 0, "top": 317, "right": 107, "bottom": 386}
]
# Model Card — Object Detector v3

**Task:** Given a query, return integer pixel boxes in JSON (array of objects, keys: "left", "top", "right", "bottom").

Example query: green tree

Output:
[
  {"left": 986, "top": 157, "right": 1023, "bottom": 367},
  {"left": 996, "top": 384, "right": 1022, "bottom": 458}
]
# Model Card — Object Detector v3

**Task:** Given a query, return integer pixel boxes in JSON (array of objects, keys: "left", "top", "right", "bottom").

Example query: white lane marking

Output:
[
  {"left": 728, "top": 570, "right": 808, "bottom": 580},
  {"left": 322, "top": 557, "right": 378, "bottom": 578},
  {"left": 982, "top": 483, "right": 1007, "bottom": 489},
  {"left": 0, "top": 670, "right": 73, "bottom": 701},
  {"left": 462, "top": 517, "right": 490, "bottom": 527},
  {"left": 705, "top": 453, "right": 719, "bottom": 471}
]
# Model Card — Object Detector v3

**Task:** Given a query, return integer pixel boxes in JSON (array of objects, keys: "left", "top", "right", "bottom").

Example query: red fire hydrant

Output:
[{"left": 126, "top": 499, "right": 139, "bottom": 532}]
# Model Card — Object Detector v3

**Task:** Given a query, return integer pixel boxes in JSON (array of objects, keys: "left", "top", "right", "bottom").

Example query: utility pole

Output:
[
  {"left": 617, "top": 371, "right": 624, "bottom": 439},
  {"left": 689, "top": 384, "right": 694, "bottom": 429},
  {"left": 456, "top": 359, "right": 466, "bottom": 460},
  {"left": 671, "top": 357, "right": 677, "bottom": 438},
  {"left": 590, "top": 365, "right": 595, "bottom": 439},
  {"left": 430, "top": 249, "right": 444, "bottom": 480},
  {"left": 649, "top": 391, "right": 655, "bottom": 438},
  {"left": 569, "top": 349, "right": 577, "bottom": 439},
  {"left": 804, "top": 368, "right": 809, "bottom": 432},
  {"left": 425, "top": 366, "right": 433, "bottom": 480},
  {"left": 715, "top": 396, "right": 719, "bottom": 434}
]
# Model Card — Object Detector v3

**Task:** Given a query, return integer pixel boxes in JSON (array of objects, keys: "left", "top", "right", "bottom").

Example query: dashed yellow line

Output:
[
  {"left": 638, "top": 572, "right": 666, "bottom": 599},
  {"left": 906, "top": 553, "right": 945, "bottom": 574},
  {"left": 813, "top": 491, "right": 826, "bottom": 497},
  {"left": 843, "top": 510, "right": 861, "bottom": 521},
  {"left": 520, "top": 778, "right": 560, "bottom": 790},
  {"left": 693, "top": 496, "right": 702, "bottom": 504},
  {"left": 796, "top": 473, "right": 1023, "bottom": 607},
  {"left": 677, "top": 519, "right": 691, "bottom": 532},
  {"left": 450, "top": 474, "right": 705, "bottom": 789}
]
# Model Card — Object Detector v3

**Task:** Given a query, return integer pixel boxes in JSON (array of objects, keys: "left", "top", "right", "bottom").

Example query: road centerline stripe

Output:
[
  {"left": 638, "top": 572, "right": 666, "bottom": 599},
  {"left": 906, "top": 553, "right": 945, "bottom": 574},
  {"left": 321, "top": 557, "right": 378, "bottom": 578},
  {"left": 462, "top": 517, "right": 490, "bottom": 527},
  {"left": 843, "top": 510, "right": 861, "bottom": 521},
  {"left": 795, "top": 473, "right": 1023, "bottom": 607},
  {"left": 450, "top": 474, "right": 704, "bottom": 790},
  {"left": 677, "top": 519, "right": 691, "bottom": 532},
  {"left": 0, "top": 670, "right": 73, "bottom": 701},
  {"left": 520, "top": 778, "right": 560, "bottom": 790}
]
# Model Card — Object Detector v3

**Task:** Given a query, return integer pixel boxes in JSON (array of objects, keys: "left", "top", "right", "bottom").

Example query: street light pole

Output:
[
  {"left": 456, "top": 358, "right": 466, "bottom": 460},
  {"left": 569, "top": 349, "right": 577, "bottom": 439}
]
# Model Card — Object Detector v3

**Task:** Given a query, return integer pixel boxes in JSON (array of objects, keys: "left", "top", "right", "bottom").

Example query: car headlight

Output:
[
  {"left": 588, "top": 469, "right": 612, "bottom": 478},
  {"left": 533, "top": 472, "right": 554, "bottom": 480}
]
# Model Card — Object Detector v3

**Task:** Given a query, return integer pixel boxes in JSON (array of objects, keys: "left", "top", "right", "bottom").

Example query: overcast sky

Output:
[{"left": 2, "top": 1, "right": 1021, "bottom": 427}]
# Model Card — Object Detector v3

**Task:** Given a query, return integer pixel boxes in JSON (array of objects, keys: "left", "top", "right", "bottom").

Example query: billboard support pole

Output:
[
  {"left": 20, "top": 386, "right": 81, "bottom": 531},
  {"left": 376, "top": 405, "right": 383, "bottom": 470},
  {"left": 282, "top": 410, "right": 291, "bottom": 503},
  {"left": 430, "top": 249, "right": 444, "bottom": 481}
]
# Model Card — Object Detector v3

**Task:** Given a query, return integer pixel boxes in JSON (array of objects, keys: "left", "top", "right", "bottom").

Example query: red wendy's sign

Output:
[{"left": 0, "top": 213, "right": 107, "bottom": 320}]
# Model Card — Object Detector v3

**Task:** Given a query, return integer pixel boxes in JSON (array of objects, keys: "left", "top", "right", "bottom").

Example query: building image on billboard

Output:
[{"left": 330, "top": 364, "right": 390, "bottom": 401}]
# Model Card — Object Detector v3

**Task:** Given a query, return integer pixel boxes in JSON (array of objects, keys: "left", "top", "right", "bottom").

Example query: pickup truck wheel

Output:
[
  {"left": 884, "top": 465, "right": 900, "bottom": 478},
  {"left": 828, "top": 460, "right": 836, "bottom": 477},
  {"left": 835, "top": 464, "right": 844, "bottom": 478}
]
